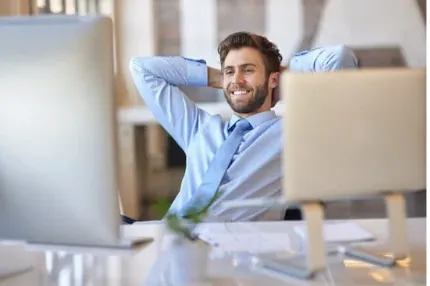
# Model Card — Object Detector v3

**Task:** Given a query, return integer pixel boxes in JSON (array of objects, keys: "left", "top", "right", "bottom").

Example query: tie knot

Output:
[{"left": 233, "top": 119, "right": 252, "bottom": 133}]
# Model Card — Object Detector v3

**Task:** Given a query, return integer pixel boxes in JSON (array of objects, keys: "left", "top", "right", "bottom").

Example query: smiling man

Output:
[{"left": 129, "top": 32, "right": 357, "bottom": 222}]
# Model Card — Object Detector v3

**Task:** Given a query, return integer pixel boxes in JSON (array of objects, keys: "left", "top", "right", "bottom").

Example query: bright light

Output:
[
  {"left": 37, "top": 0, "right": 45, "bottom": 8},
  {"left": 50, "top": 0, "right": 63, "bottom": 13}
]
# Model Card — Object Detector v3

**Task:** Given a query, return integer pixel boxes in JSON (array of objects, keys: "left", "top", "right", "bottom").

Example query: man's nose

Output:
[{"left": 232, "top": 71, "right": 245, "bottom": 84}]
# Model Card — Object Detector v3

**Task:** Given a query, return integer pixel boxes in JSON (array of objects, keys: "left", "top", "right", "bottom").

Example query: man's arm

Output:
[
  {"left": 289, "top": 45, "right": 358, "bottom": 72},
  {"left": 129, "top": 57, "right": 218, "bottom": 152},
  {"left": 272, "top": 45, "right": 358, "bottom": 106}
]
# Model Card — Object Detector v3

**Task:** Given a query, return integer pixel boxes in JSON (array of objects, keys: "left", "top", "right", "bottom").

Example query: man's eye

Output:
[
  {"left": 244, "top": 69, "right": 254, "bottom": 73},
  {"left": 225, "top": 70, "right": 233, "bottom": 75}
]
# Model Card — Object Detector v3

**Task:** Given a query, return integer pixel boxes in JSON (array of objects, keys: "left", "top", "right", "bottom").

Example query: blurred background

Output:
[{"left": 1, "top": 0, "right": 426, "bottom": 220}]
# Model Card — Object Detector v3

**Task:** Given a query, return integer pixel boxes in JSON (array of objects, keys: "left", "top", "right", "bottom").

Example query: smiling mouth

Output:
[{"left": 230, "top": 89, "right": 252, "bottom": 96}]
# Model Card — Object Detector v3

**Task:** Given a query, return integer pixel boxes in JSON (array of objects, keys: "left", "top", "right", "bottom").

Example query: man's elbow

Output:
[
  {"left": 324, "top": 45, "right": 358, "bottom": 71},
  {"left": 129, "top": 56, "right": 150, "bottom": 76}
]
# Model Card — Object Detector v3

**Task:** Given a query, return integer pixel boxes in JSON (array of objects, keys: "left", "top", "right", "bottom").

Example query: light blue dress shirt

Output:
[{"left": 129, "top": 45, "right": 358, "bottom": 221}]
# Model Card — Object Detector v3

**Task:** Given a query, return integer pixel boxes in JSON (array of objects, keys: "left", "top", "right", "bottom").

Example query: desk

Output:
[{"left": 0, "top": 218, "right": 425, "bottom": 285}]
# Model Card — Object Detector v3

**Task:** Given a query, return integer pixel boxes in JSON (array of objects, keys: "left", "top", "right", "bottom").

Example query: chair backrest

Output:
[{"left": 281, "top": 68, "right": 426, "bottom": 203}]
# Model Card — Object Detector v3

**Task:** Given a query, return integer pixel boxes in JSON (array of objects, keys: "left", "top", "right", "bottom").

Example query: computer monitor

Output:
[
  {"left": 281, "top": 68, "right": 426, "bottom": 203},
  {"left": 222, "top": 68, "right": 426, "bottom": 211},
  {"left": 0, "top": 15, "right": 150, "bottom": 248}
]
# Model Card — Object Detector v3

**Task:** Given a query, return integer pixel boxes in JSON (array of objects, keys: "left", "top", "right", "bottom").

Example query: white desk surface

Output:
[{"left": 0, "top": 218, "right": 425, "bottom": 286}]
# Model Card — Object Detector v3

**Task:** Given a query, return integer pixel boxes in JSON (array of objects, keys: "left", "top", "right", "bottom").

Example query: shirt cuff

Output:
[
  {"left": 184, "top": 57, "right": 208, "bottom": 86},
  {"left": 289, "top": 50, "right": 316, "bottom": 72}
]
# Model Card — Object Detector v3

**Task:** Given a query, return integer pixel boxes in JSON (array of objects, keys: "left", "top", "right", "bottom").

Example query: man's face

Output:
[{"left": 222, "top": 47, "right": 273, "bottom": 115}]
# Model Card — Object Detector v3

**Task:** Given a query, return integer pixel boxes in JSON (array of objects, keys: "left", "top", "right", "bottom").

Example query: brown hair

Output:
[{"left": 217, "top": 32, "right": 283, "bottom": 75}]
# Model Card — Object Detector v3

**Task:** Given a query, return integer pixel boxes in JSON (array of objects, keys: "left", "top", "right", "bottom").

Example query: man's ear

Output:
[
  {"left": 268, "top": 72, "right": 280, "bottom": 89},
  {"left": 269, "top": 72, "right": 281, "bottom": 108}
]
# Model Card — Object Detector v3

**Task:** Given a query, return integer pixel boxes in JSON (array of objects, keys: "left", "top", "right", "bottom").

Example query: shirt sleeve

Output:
[
  {"left": 129, "top": 56, "right": 212, "bottom": 152},
  {"left": 289, "top": 45, "right": 358, "bottom": 72}
]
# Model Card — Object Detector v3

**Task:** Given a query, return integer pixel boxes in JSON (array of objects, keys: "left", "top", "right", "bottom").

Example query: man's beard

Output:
[{"left": 224, "top": 79, "right": 269, "bottom": 114}]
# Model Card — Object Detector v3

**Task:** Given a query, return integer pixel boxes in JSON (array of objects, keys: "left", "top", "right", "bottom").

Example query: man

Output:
[{"left": 129, "top": 32, "right": 357, "bottom": 222}]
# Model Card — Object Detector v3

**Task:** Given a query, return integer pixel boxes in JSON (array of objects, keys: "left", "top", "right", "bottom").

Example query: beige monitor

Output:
[
  {"left": 281, "top": 68, "right": 426, "bottom": 203},
  {"left": 279, "top": 68, "right": 426, "bottom": 276}
]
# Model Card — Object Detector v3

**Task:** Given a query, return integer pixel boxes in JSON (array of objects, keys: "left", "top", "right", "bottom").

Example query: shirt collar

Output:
[{"left": 228, "top": 110, "right": 277, "bottom": 132}]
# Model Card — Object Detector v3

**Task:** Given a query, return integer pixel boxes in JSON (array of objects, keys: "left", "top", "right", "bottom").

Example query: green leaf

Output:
[
  {"left": 163, "top": 188, "right": 225, "bottom": 241},
  {"left": 153, "top": 197, "right": 172, "bottom": 217}
]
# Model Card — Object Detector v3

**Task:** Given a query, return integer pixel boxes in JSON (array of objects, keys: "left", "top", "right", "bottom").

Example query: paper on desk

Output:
[
  {"left": 294, "top": 222, "right": 375, "bottom": 243},
  {"left": 198, "top": 233, "right": 292, "bottom": 254}
]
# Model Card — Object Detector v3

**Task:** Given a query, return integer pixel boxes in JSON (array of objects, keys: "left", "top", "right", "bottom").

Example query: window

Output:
[{"left": 32, "top": 0, "right": 105, "bottom": 15}]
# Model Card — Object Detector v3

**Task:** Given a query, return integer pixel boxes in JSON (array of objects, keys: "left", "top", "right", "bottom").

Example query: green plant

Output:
[{"left": 154, "top": 190, "right": 223, "bottom": 241}]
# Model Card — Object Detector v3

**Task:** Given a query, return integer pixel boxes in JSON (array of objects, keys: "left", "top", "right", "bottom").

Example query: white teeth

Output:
[{"left": 233, "top": 90, "right": 248, "bottom": 95}]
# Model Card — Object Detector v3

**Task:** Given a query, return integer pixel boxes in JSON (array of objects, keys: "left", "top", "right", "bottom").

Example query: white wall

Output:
[
  {"left": 265, "top": 0, "right": 426, "bottom": 67},
  {"left": 114, "top": 0, "right": 157, "bottom": 106},
  {"left": 316, "top": 0, "right": 426, "bottom": 67},
  {"left": 180, "top": 0, "right": 222, "bottom": 102},
  {"left": 180, "top": 0, "right": 218, "bottom": 68},
  {"left": 266, "top": 0, "right": 303, "bottom": 64}
]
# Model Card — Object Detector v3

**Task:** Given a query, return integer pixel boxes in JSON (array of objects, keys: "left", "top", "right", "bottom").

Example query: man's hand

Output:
[{"left": 208, "top": 67, "right": 223, "bottom": 89}]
